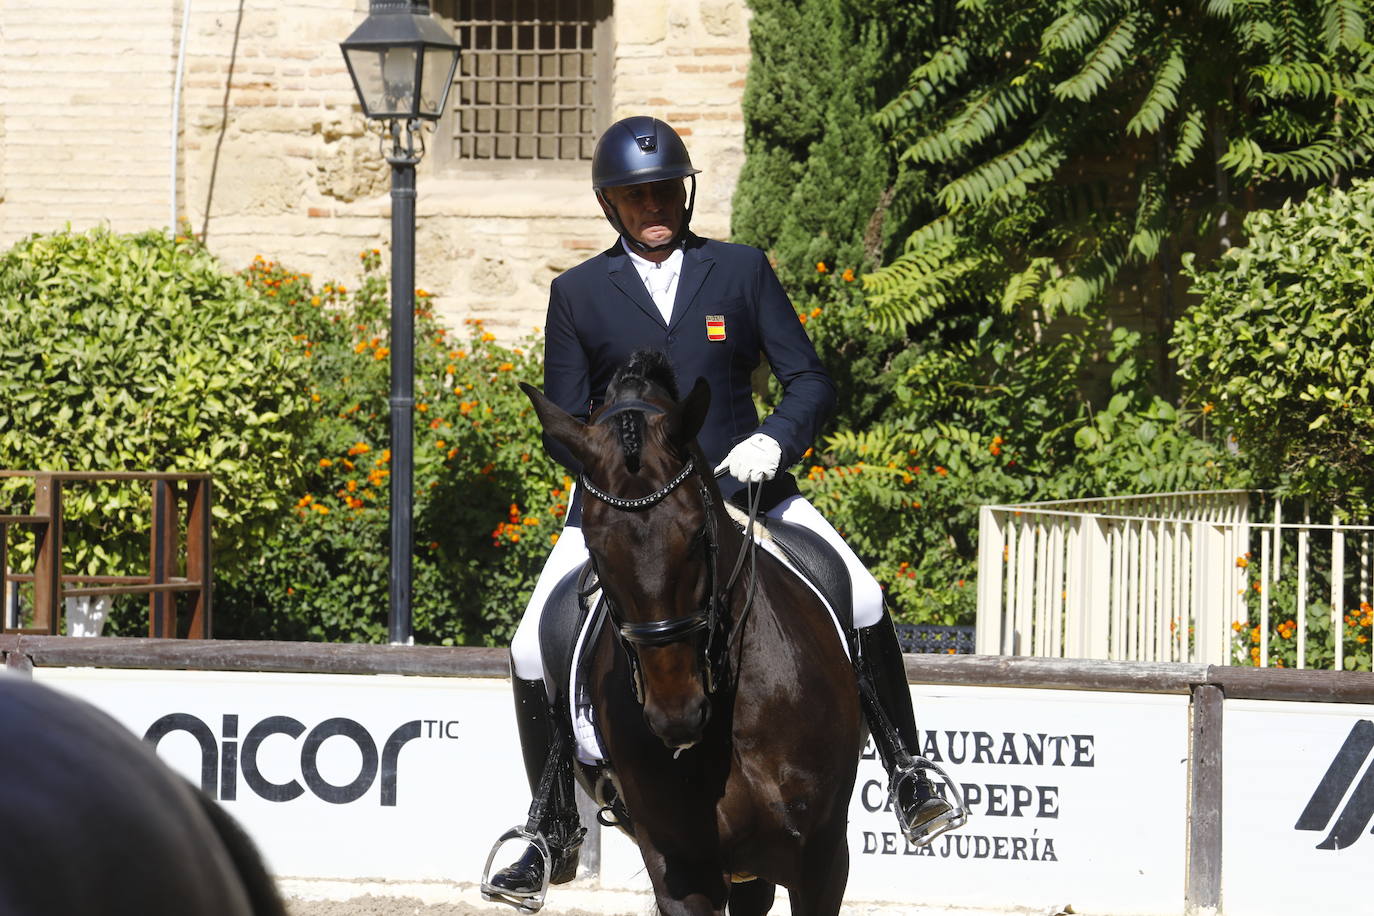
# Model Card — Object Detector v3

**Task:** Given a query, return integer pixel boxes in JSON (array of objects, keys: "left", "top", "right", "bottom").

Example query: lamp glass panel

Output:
[
  {"left": 381, "top": 45, "right": 421, "bottom": 115},
  {"left": 344, "top": 47, "right": 389, "bottom": 116},
  {"left": 419, "top": 47, "right": 457, "bottom": 118}
]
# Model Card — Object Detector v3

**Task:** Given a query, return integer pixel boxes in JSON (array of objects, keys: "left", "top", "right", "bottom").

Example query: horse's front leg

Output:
[
  {"left": 638, "top": 843, "right": 729, "bottom": 916},
  {"left": 786, "top": 816, "right": 849, "bottom": 916}
]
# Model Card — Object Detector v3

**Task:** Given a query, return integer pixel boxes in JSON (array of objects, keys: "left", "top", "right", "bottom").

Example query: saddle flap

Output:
[
  {"left": 753, "top": 516, "right": 855, "bottom": 634},
  {"left": 538, "top": 564, "right": 593, "bottom": 708}
]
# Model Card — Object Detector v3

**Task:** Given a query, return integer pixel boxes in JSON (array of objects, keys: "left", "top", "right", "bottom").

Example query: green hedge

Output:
[{"left": 0, "top": 228, "right": 312, "bottom": 633}]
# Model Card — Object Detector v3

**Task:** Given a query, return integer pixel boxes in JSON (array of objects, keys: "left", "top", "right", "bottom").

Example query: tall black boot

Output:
[
  {"left": 856, "top": 612, "right": 967, "bottom": 846},
  {"left": 483, "top": 673, "right": 584, "bottom": 900}
]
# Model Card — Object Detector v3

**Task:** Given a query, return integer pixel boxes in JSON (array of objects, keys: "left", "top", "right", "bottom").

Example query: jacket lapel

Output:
[
  {"left": 668, "top": 235, "right": 715, "bottom": 333},
  {"left": 605, "top": 243, "right": 666, "bottom": 329}
]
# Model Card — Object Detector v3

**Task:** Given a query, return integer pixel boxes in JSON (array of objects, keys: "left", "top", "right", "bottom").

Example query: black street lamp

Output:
[{"left": 341, "top": 1, "right": 459, "bottom": 645}]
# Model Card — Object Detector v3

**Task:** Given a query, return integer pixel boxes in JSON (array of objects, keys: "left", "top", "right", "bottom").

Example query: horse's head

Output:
[{"left": 521, "top": 351, "right": 719, "bottom": 750}]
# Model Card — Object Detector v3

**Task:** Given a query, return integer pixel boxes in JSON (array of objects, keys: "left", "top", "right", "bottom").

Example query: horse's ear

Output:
[
  {"left": 520, "top": 382, "right": 593, "bottom": 464},
  {"left": 679, "top": 377, "right": 710, "bottom": 444}
]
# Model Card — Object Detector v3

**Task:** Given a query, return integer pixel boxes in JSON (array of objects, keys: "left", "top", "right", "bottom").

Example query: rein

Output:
[{"left": 578, "top": 415, "right": 760, "bottom": 700}]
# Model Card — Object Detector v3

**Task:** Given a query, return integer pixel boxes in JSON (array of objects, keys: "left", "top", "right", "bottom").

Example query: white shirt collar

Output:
[{"left": 621, "top": 238, "right": 684, "bottom": 277}]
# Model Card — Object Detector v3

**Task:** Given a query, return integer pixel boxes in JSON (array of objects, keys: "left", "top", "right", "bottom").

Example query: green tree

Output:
[
  {"left": 732, "top": 0, "right": 1374, "bottom": 625},
  {"left": 1175, "top": 178, "right": 1374, "bottom": 516}
]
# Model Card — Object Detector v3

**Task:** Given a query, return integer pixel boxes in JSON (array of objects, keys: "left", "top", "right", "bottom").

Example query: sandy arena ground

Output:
[
  {"left": 282, "top": 879, "right": 657, "bottom": 916},
  {"left": 279, "top": 879, "right": 1072, "bottom": 916}
]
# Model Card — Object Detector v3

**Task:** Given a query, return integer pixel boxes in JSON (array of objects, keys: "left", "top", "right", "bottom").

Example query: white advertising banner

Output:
[
  {"left": 843, "top": 684, "right": 1189, "bottom": 915},
  {"left": 35, "top": 667, "right": 526, "bottom": 883},
  {"left": 35, "top": 668, "right": 1189, "bottom": 913},
  {"left": 1222, "top": 698, "right": 1374, "bottom": 916}
]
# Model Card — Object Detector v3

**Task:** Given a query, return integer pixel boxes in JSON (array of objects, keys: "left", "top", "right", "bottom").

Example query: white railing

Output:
[{"left": 975, "top": 491, "right": 1374, "bottom": 670}]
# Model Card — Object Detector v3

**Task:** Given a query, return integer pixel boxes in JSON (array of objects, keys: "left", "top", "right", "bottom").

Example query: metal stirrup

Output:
[{"left": 890, "top": 756, "right": 969, "bottom": 848}]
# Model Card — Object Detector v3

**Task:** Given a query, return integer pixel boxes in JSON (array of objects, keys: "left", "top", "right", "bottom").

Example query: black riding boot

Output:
[
  {"left": 856, "top": 612, "right": 966, "bottom": 846},
  {"left": 485, "top": 674, "right": 584, "bottom": 897}
]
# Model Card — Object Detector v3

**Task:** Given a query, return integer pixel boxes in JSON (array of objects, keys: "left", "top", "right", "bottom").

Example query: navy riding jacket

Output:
[{"left": 542, "top": 233, "right": 836, "bottom": 512}]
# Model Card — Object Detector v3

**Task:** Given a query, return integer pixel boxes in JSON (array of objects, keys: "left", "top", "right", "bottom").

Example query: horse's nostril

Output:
[{"left": 645, "top": 694, "right": 711, "bottom": 749}]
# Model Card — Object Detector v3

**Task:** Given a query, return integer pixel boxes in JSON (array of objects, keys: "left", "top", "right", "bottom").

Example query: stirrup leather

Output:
[{"left": 890, "top": 755, "right": 968, "bottom": 848}]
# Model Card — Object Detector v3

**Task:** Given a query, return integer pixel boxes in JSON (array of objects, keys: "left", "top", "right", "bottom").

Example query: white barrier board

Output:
[
  {"left": 36, "top": 669, "right": 1188, "bottom": 913},
  {"left": 1222, "top": 698, "right": 1374, "bottom": 916},
  {"left": 35, "top": 667, "right": 526, "bottom": 882},
  {"left": 843, "top": 684, "right": 1188, "bottom": 914}
]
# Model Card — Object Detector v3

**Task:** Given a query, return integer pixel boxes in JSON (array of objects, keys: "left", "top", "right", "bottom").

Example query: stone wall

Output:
[{"left": 0, "top": 0, "right": 751, "bottom": 338}]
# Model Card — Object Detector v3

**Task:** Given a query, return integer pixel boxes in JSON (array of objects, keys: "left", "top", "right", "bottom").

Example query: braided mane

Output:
[{"left": 606, "top": 350, "right": 680, "bottom": 474}]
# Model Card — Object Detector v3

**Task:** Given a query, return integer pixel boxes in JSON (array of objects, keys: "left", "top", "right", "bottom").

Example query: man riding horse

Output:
[{"left": 486, "top": 116, "right": 966, "bottom": 901}]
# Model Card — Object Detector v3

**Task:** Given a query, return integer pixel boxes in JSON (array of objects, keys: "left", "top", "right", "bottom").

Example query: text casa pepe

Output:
[{"left": 144, "top": 713, "right": 458, "bottom": 805}]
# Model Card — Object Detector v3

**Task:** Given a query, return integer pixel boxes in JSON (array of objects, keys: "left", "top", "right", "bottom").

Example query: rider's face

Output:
[{"left": 601, "top": 179, "right": 686, "bottom": 248}]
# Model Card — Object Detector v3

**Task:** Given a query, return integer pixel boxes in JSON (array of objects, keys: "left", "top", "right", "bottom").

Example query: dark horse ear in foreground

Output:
[
  {"left": 0, "top": 674, "right": 288, "bottom": 916},
  {"left": 519, "top": 351, "right": 863, "bottom": 916}
]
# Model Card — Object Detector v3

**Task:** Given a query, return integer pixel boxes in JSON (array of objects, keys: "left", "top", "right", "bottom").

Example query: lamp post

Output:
[{"left": 341, "top": 1, "right": 459, "bottom": 645}]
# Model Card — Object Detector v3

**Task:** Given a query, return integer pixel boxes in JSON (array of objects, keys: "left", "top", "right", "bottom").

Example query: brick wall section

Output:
[
  {"left": 0, "top": 0, "right": 752, "bottom": 338},
  {"left": 0, "top": 0, "right": 178, "bottom": 237}
]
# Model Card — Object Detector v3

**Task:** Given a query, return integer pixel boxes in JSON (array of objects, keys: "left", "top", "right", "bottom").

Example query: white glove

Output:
[{"left": 715, "top": 433, "right": 782, "bottom": 483}]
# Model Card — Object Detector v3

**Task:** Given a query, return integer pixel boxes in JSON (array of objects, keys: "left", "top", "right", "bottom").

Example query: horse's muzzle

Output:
[{"left": 644, "top": 692, "right": 711, "bottom": 750}]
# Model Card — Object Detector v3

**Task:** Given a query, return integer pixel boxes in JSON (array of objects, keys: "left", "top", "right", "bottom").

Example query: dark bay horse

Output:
[{"left": 521, "top": 353, "right": 862, "bottom": 916}]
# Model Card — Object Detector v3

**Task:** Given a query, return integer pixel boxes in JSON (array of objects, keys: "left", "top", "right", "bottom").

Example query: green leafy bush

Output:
[
  {"left": 1175, "top": 179, "right": 1374, "bottom": 516},
  {"left": 212, "top": 253, "right": 564, "bottom": 645},
  {"left": 0, "top": 227, "right": 312, "bottom": 633}
]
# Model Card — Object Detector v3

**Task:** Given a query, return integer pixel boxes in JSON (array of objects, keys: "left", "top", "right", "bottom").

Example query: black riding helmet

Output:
[{"left": 592, "top": 116, "right": 700, "bottom": 254}]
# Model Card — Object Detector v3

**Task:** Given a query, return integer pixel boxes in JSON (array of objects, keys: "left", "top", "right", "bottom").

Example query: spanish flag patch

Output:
[{"left": 706, "top": 315, "right": 726, "bottom": 341}]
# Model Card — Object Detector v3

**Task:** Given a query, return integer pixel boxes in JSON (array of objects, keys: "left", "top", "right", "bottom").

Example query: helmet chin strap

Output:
[{"left": 598, "top": 176, "right": 697, "bottom": 255}]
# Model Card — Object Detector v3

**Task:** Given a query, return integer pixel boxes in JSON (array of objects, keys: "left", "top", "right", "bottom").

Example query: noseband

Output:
[{"left": 579, "top": 401, "right": 731, "bottom": 698}]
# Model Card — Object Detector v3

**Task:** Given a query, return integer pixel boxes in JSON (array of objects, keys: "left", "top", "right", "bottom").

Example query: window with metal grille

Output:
[{"left": 437, "top": 0, "right": 611, "bottom": 162}]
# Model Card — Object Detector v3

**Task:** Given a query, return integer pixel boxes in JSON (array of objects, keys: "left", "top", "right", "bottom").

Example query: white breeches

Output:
[{"left": 509, "top": 492, "right": 884, "bottom": 680}]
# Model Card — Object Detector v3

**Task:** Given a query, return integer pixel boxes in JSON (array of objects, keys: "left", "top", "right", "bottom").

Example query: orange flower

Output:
[
  {"left": 347, "top": 441, "right": 371, "bottom": 457},
  {"left": 816, "top": 261, "right": 828, "bottom": 273},
  {"left": 498, "top": 362, "right": 514, "bottom": 372},
  {"left": 1236, "top": 556, "right": 1249, "bottom": 568},
  {"left": 842, "top": 268, "right": 855, "bottom": 282},
  {"left": 319, "top": 458, "right": 333, "bottom": 468}
]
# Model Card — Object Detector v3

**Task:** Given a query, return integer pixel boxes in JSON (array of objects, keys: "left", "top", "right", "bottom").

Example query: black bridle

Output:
[{"left": 578, "top": 401, "right": 759, "bottom": 700}]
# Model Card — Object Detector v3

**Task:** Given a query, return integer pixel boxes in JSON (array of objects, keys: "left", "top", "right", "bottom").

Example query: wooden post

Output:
[
  {"left": 1, "top": 521, "right": 9, "bottom": 630},
  {"left": 1186, "top": 683, "right": 1223, "bottom": 914},
  {"left": 148, "top": 479, "right": 180, "bottom": 638},
  {"left": 32, "top": 475, "right": 62, "bottom": 634},
  {"left": 186, "top": 477, "right": 213, "bottom": 638}
]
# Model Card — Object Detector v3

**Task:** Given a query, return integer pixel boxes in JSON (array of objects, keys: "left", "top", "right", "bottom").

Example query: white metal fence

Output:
[{"left": 975, "top": 491, "right": 1374, "bottom": 670}]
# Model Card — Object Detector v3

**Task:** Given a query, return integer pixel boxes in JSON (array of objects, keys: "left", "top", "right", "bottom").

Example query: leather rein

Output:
[{"left": 578, "top": 400, "right": 760, "bottom": 698}]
